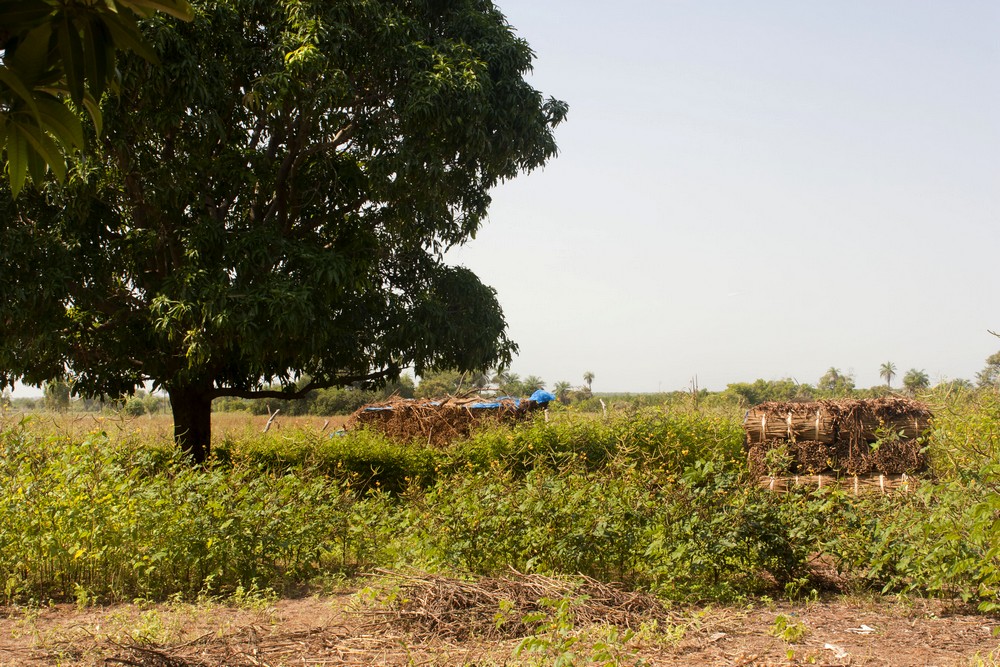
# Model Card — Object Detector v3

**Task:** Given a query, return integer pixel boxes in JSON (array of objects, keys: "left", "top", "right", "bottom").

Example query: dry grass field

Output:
[
  {"left": 1, "top": 587, "right": 998, "bottom": 666},
  {"left": 2, "top": 409, "right": 350, "bottom": 447}
]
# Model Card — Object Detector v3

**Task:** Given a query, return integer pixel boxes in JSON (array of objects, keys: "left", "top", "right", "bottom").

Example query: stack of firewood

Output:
[
  {"left": 347, "top": 395, "right": 538, "bottom": 446},
  {"left": 744, "top": 397, "right": 931, "bottom": 476}
]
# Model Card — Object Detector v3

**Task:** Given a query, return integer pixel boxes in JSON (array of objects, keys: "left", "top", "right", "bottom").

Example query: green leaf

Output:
[
  {"left": 25, "top": 140, "right": 47, "bottom": 183},
  {"left": 7, "top": 129, "right": 29, "bottom": 197},
  {"left": 0, "top": 66, "right": 42, "bottom": 121},
  {"left": 19, "top": 121, "right": 67, "bottom": 181},
  {"left": 0, "top": 1, "right": 55, "bottom": 27},
  {"left": 122, "top": 0, "right": 195, "bottom": 21},
  {"left": 8, "top": 23, "right": 55, "bottom": 84},
  {"left": 57, "top": 17, "right": 86, "bottom": 104},
  {"left": 34, "top": 97, "right": 85, "bottom": 150},
  {"left": 101, "top": 10, "right": 160, "bottom": 65},
  {"left": 81, "top": 17, "right": 110, "bottom": 99},
  {"left": 80, "top": 92, "right": 104, "bottom": 135}
]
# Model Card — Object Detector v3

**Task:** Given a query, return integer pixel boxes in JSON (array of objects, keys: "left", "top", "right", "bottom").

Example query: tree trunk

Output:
[{"left": 168, "top": 382, "right": 213, "bottom": 464}]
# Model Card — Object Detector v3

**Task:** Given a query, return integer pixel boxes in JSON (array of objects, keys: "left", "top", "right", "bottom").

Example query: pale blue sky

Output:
[{"left": 447, "top": 0, "right": 1000, "bottom": 392}]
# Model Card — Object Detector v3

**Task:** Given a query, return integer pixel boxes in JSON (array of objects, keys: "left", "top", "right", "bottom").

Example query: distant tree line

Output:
[{"left": 7, "top": 354, "right": 1000, "bottom": 416}]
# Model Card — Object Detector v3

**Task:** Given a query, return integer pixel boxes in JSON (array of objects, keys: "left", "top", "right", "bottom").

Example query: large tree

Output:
[
  {"left": 977, "top": 351, "right": 1000, "bottom": 389},
  {"left": 0, "top": 0, "right": 567, "bottom": 462},
  {"left": 817, "top": 367, "right": 855, "bottom": 395}
]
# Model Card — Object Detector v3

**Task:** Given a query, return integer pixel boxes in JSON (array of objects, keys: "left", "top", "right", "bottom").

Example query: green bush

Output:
[
  {"left": 0, "top": 427, "right": 389, "bottom": 602},
  {"left": 402, "top": 459, "right": 658, "bottom": 582},
  {"left": 449, "top": 409, "right": 745, "bottom": 477},
  {"left": 394, "top": 454, "right": 812, "bottom": 602},
  {"left": 816, "top": 479, "right": 1000, "bottom": 611},
  {"left": 215, "top": 427, "right": 440, "bottom": 494},
  {"left": 925, "top": 389, "right": 1000, "bottom": 479}
]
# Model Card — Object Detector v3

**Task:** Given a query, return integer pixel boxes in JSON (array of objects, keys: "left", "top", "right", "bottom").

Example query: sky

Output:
[{"left": 446, "top": 0, "right": 1000, "bottom": 393}]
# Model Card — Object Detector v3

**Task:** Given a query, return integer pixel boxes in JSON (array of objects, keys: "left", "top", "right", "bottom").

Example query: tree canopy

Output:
[
  {"left": 902, "top": 369, "right": 930, "bottom": 395},
  {"left": 817, "top": 367, "right": 855, "bottom": 395},
  {"left": 0, "top": 0, "right": 567, "bottom": 461},
  {"left": 977, "top": 351, "right": 1000, "bottom": 389}
]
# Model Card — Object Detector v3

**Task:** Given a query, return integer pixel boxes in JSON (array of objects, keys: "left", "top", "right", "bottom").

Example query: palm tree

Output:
[
  {"left": 818, "top": 367, "right": 841, "bottom": 392},
  {"left": 879, "top": 362, "right": 897, "bottom": 389},
  {"left": 554, "top": 381, "right": 572, "bottom": 404},
  {"left": 902, "top": 368, "right": 930, "bottom": 396},
  {"left": 522, "top": 375, "right": 545, "bottom": 395},
  {"left": 583, "top": 371, "right": 594, "bottom": 391},
  {"left": 492, "top": 370, "right": 520, "bottom": 396}
]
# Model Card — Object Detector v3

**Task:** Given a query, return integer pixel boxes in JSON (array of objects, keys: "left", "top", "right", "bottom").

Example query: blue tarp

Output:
[
  {"left": 468, "top": 396, "right": 521, "bottom": 409},
  {"left": 530, "top": 389, "right": 556, "bottom": 404},
  {"left": 363, "top": 398, "right": 521, "bottom": 411}
]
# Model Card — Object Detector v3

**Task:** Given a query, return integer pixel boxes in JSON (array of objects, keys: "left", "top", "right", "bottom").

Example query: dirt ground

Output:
[{"left": 2, "top": 590, "right": 998, "bottom": 666}]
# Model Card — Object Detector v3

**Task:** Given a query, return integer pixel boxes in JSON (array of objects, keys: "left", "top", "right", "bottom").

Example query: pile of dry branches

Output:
[
  {"left": 82, "top": 571, "right": 668, "bottom": 666},
  {"left": 356, "top": 569, "right": 668, "bottom": 640},
  {"left": 346, "top": 396, "right": 537, "bottom": 446},
  {"left": 744, "top": 397, "right": 931, "bottom": 477}
]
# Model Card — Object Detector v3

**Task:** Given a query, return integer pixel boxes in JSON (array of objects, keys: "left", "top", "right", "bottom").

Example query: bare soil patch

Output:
[{"left": 2, "top": 578, "right": 998, "bottom": 666}]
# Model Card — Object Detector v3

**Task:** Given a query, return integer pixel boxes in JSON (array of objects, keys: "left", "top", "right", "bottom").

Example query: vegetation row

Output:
[{"left": 3, "top": 386, "right": 1000, "bottom": 612}]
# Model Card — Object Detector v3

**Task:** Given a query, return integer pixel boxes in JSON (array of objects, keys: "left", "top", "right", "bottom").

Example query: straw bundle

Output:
[
  {"left": 359, "top": 569, "right": 667, "bottom": 640},
  {"left": 791, "top": 440, "right": 832, "bottom": 474},
  {"left": 869, "top": 439, "right": 925, "bottom": 475},
  {"left": 745, "top": 403, "right": 836, "bottom": 444},
  {"left": 347, "top": 396, "right": 537, "bottom": 445},
  {"left": 743, "top": 397, "right": 930, "bottom": 477},
  {"left": 829, "top": 440, "right": 873, "bottom": 475},
  {"left": 758, "top": 473, "right": 917, "bottom": 495},
  {"left": 748, "top": 440, "right": 837, "bottom": 476}
]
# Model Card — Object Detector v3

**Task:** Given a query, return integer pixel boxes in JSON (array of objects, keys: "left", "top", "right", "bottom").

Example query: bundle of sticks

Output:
[
  {"left": 357, "top": 568, "right": 668, "bottom": 640},
  {"left": 347, "top": 395, "right": 538, "bottom": 446},
  {"left": 744, "top": 397, "right": 931, "bottom": 476}
]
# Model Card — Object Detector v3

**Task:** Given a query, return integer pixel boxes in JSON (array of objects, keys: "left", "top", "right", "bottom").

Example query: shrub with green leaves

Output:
[
  {"left": 216, "top": 426, "right": 439, "bottom": 494},
  {"left": 814, "top": 479, "right": 1000, "bottom": 611},
  {"left": 0, "top": 426, "right": 388, "bottom": 602},
  {"left": 926, "top": 390, "right": 1000, "bottom": 479},
  {"left": 450, "top": 409, "right": 745, "bottom": 477}
]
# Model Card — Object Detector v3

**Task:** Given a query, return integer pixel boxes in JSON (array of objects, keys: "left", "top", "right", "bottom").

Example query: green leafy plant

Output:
[
  {"left": 769, "top": 614, "right": 808, "bottom": 643},
  {"left": 763, "top": 444, "right": 793, "bottom": 476},
  {"left": 514, "top": 596, "right": 643, "bottom": 667}
]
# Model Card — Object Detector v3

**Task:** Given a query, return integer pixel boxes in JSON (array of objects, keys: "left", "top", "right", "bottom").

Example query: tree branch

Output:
[
  {"left": 264, "top": 112, "right": 311, "bottom": 229},
  {"left": 296, "top": 122, "right": 355, "bottom": 162},
  {"left": 247, "top": 114, "right": 268, "bottom": 153},
  {"left": 208, "top": 365, "right": 400, "bottom": 400}
]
